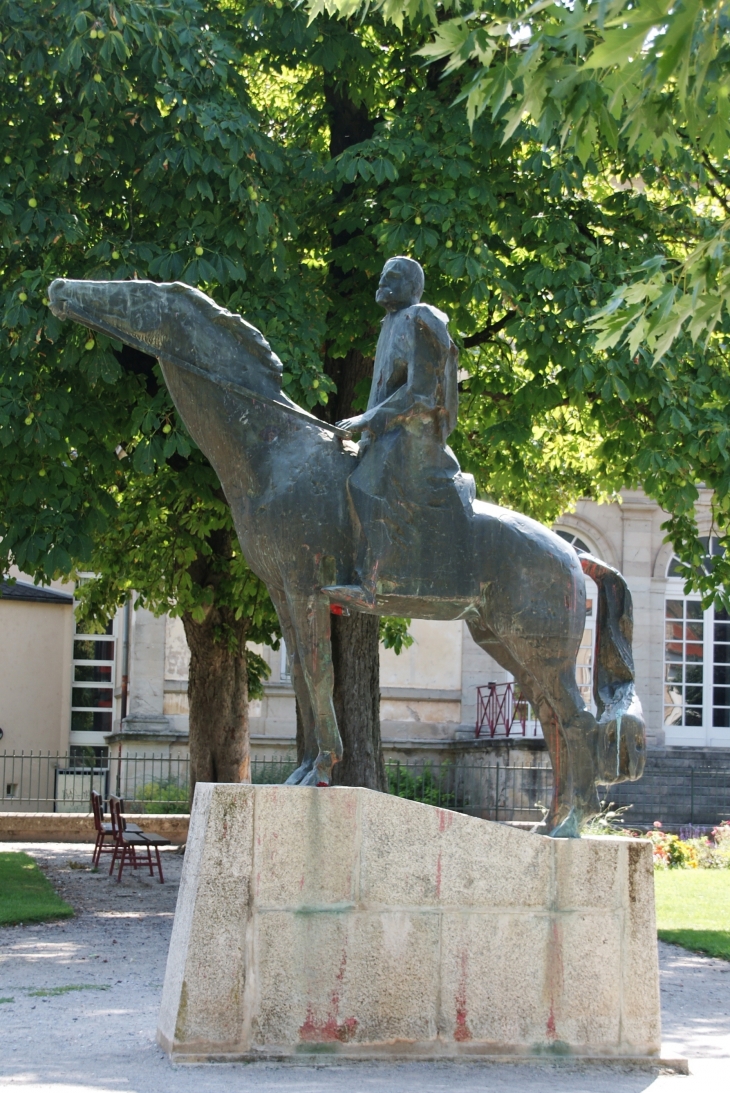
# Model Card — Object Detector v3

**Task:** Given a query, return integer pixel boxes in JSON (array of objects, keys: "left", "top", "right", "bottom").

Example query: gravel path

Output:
[{"left": 1, "top": 842, "right": 729, "bottom": 1093}]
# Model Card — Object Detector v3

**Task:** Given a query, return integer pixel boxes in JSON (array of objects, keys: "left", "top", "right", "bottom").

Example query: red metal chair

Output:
[
  {"left": 90, "top": 790, "right": 142, "bottom": 867},
  {"left": 90, "top": 790, "right": 115, "bottom": 867},
  {"left": 108, "top": 795, "right": 170, "bottom": 883}
]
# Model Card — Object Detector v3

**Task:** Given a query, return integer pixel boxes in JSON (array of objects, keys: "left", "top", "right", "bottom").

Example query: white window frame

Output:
[
  {"left": 69, "top": 600, "right": 117, "bottom": 749},
  {"left": 280, "top": 641, "right": 292, "bottom": 684},
  {"left": 664, "top": 579, "right": 730, "bottom": 747}
]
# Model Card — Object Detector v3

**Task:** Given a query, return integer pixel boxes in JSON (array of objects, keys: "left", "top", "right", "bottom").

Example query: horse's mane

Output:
[{"left": 166, "top": 282, "right": 284, "bottom": 387}]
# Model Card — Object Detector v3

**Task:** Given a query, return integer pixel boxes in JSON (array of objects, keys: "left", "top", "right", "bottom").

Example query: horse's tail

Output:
[{"left": 579, "top": 553, "right": 646, "bottom": 784}]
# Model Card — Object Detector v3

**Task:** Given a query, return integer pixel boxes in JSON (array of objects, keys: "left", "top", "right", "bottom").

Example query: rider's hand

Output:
[{"left": 336, "top": 413, "right": 371, "bottom": 435}]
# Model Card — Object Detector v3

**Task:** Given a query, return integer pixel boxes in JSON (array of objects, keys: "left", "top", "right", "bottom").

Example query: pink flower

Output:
[{"left": 653, "top": 821, "right": 662, "bottom": 828}]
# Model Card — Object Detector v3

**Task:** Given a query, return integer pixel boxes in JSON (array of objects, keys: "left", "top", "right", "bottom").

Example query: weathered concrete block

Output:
[{"left": 157, "top": 785, "right": 660, "bottom": 1062}]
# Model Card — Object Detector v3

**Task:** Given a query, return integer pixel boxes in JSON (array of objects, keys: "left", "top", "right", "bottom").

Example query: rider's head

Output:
[{"left": 376, "top": 256, "right": 424, "bottom": 312}]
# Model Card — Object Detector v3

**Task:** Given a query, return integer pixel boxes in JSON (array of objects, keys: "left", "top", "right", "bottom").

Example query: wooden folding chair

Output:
[{"left": 108, "top": 795, "right": 171, "bottom": 883}]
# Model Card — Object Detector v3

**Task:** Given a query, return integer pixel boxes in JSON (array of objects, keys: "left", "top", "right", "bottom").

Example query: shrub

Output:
[
  {"left": 135, "top": 778, "right": 189, "bottom": 814},
  {"left": 686, "top": 821, "right": 730, "bottom": 869},
  {"left": 387, "top": 763, "right": 457, "bottom": 809},
  {"left": 646, "top": 819, "right": 730, "bottom": 869},
  {"left": 251, "top": 759, "right": 297, "bottom": 785}
]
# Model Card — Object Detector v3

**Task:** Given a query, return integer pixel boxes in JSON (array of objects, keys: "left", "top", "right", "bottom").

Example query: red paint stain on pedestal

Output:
[
  {"left": 545, "top": 919, "right": 563, "bottom": 1040},
  {"left": 299, "top": 950, "right": 358, "bottom": 1043},
  {"left": 299, "top": 1006, "right": 358, "bottom": 1043},
  {"left": 454, "top": 950, "right": 472, "bottom": 1042},
  {"left": 438, "top": 809, "right": 453, "bottom": 832}
]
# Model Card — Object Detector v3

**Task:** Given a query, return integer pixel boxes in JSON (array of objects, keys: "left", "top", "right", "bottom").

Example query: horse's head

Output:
[{"left": 48, "top": 278, "right": 284, "bottom": 401}]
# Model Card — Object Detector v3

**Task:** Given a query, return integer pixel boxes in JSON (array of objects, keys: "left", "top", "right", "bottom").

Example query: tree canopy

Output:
[
  {"left": 313, "top": 2, "right": 730, "bottom": 348},
  {"left": 2, "top": 0, "right": 730, "bottom": 637},
  {"left": 0, "top": 0, "right": 290, "bottom": 723}
]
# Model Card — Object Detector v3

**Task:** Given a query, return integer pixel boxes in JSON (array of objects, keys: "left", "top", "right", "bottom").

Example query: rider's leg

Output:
[
  {"left": 283, "top": 586, "right": 343, "bottom": 785},
  {"left": 268, "top": 588, "right": 319, "bottom": 785},
  {"left": 323, "top": 460, "right": 413, "bottom": 608},
  {"left": 322, "top": 533, "right": 379, "bottom": 609}
]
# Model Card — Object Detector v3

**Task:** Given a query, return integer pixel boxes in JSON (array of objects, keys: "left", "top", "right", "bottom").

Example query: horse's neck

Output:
[
  {"left": 159, "top": 358, "right": 280, "bottom": 499},
  {"left": 222, "top": 399, "right": 285, "bottom": 498}
]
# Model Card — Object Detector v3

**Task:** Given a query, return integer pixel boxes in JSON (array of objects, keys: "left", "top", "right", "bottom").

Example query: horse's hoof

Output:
[
  {"left": 545, "top": 809, "right": 581, "bottom": 839},
  {"left": 298, "top": 754, "right": 334, "bottom": 786},
  {"left": 299, "top": 767, "right": 331, "bottom": 787},
  {"left": 284, "top": 758, "right": 315, "bottom": 785}
]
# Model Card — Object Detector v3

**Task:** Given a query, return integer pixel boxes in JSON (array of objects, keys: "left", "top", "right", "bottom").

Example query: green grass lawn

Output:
[
  {"left": 0, "top": 852, "right": 73, "bottom": 926},
  {"left": 655, "top": 869, "right": 730, "bottom": 960}
]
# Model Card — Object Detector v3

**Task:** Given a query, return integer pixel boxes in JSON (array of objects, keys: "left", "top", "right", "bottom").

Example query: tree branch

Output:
[
  {"left": 463, "top": 310, "right": 517, "bottom": 348},
  {"left": 701, "top": 153, "right": 730, "bottom": 217}
]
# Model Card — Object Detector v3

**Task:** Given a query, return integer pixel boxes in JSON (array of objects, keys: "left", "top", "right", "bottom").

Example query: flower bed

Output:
[{"left": 644, "top": 820, "right": 730, "bottom": 869}]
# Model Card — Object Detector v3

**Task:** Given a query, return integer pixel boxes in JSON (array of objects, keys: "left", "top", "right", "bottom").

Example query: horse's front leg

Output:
[
  {"left": 283, "top": 586, "right": 342, "bottom": 786},
  {"left": 267, "top": 587, "right": 318, "bottom": 785}
]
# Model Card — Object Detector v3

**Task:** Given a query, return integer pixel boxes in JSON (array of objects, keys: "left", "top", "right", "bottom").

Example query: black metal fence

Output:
[
  {"left": 0, "top": 752, "right": 190, "bottom": 814},
  {"left": 385, "top": 760, "right": 552, "bottom": 823},
  {"left": 2, "top": 751, "right": 730, "bottom": 828}
]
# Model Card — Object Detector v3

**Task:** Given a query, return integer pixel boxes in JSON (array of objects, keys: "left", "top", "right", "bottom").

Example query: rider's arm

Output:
[{"left": 339, "top": 309, "right": 452, "bottom": 437}]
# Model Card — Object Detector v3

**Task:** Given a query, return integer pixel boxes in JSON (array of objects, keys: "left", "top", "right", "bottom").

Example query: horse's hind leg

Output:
[
  {"left": 527, "top": 663, "right": 600, "bottom": 837},
  {"left": 467, "top": 619, "right": 599, "bottom": 836},
  {"left": 466, "top": 619, "right": 567, "bottom": 828},
  {"left": 268, "top": 588, "right": 318, "bottom": 785}
]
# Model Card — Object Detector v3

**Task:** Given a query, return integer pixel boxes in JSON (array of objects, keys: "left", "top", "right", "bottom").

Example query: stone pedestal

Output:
[{"left": 157, "top": 785, "right": 661, "bottom": 1062}]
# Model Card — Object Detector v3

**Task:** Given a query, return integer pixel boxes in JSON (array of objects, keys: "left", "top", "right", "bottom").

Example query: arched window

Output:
[
  {"left": 555, "top": 529, "right": 597, "bottom": 711},
  {"left": 667, "top": 535, "right": 723, "bottom": 578},
  {"left": 664, "top": 539, "right": 730, "bottom": 744},
  {"left": 555, "top": 530, "right": 593, "bottom": 555}
]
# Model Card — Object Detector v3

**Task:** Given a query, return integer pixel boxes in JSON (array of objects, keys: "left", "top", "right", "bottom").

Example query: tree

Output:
[
  {"left": 0, "top": 0, "right": 407, "bottom": 793},
  {"left": 0, "top": 0, "right": 292, "bottom": 794}
]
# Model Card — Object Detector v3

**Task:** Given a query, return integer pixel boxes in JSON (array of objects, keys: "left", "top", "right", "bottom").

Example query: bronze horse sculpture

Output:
[{"left": 48, "top": 276, "right": 645, "bottom": 837}]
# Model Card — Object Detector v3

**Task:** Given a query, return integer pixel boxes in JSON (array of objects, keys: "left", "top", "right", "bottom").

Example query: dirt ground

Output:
[{"left": 1, "top": 842, "right": 729, "bottom": 1093}]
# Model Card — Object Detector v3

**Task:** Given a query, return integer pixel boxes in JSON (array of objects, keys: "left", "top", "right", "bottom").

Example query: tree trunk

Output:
[
  {"left": 330, "top": 613, "right": 387, "bottom": 790},
  {"left": 300, "top": 77, "right": 385, "bottom": 790},
  {"left": 182, "top": 607, "right": 251, "bottom": 802}
]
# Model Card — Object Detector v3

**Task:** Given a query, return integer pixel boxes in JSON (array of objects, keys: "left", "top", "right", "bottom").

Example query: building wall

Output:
[{"left": 0, "top": 599, "right": 74, "bottom": 754}]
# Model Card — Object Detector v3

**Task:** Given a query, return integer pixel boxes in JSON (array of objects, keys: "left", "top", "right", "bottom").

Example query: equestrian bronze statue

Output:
[{"left": 48, "top": 260, "right": 645, "bottom": 838}]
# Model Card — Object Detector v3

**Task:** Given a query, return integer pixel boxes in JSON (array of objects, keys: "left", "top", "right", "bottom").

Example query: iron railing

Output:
[
  {"left": 2, "top": 751, "right": 730, "bottom": 829},
  {"left": 475, "top": 682, "right": 542, "bottom": 739},
  {"left": 0, "top": 752, "right": 190, "bottom": 814},
  {"left": 385, "top": 759, "right": 551, "bottom": 822}
]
